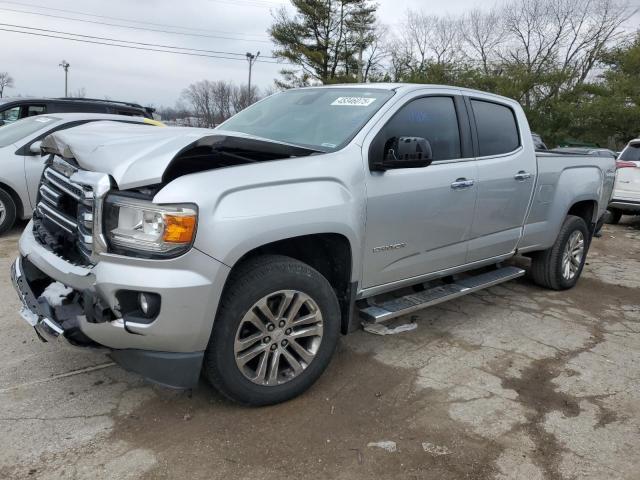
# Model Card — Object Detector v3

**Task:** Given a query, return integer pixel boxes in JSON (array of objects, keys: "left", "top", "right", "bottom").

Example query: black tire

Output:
[
  {"left": 203, "top": 255, "right": 341, "bottom": 406},
  {"left": 529, "top": 215, "right": 590, "bottom": 290},
  {"left": 606, "top": 208, "right": 622, "bottom": 225},
  {"left": 0, "top": 188, "right": 17, "bottom": 235}
]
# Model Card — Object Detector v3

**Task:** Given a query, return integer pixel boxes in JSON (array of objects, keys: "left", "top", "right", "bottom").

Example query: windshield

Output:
[
  {"left": 219, "top": 88, "right": 395, "bottom": 151},
  {"left": 0, "top": 115, "right": 59, "bottom": 147},
  {"left": 619, "top": 143, "right": 640, "bottom": 161}
]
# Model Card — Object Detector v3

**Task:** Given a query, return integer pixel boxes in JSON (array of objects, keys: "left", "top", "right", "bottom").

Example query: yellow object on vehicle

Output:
[{"left": 143, "top": 118, "right": 165, "bottom": 127}]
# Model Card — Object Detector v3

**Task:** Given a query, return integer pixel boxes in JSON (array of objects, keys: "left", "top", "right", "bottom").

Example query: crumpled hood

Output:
[{"left": 41, "top": 121, "right": 310, "bottom": 189}]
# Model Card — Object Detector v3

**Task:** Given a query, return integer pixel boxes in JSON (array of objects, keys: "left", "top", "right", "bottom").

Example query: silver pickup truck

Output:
[{"left": 11, "top": 84, "right": 615, "bottom": 405}]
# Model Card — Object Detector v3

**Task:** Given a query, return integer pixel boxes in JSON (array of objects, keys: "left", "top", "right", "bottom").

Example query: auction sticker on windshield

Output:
[{"left": 331, "top": 97, "right": 376, "bottom": 107}]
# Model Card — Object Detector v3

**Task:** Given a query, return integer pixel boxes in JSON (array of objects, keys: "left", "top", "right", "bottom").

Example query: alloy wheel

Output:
[
  {"left": 561, "top": 230, "right": 585, "bottom": 280},
  {"left": 234, "top": 290, "right": 324, "bottom": 386}
]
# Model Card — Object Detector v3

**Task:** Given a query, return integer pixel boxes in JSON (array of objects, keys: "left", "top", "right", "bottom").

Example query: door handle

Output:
[
  {"left": 514, "top": 171, "right": 532, "bottom": 181},
  {"left": 450, "top": 178, "right": 475, "bottom": 189}
]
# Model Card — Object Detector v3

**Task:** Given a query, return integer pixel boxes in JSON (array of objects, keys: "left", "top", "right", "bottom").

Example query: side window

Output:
[
  {"left": 381, "top": 97, "right": 462, "bottom": 161},
  {"left": 471, "top": 100, "right": 520, "bottom": 156},
  {"left": 114, "top": 109, "right": 136, "bottom": 117},
  {"left": 54, "top": 103, "right": 102, "bottom": 113},
  {"left": 23, "top": 104, "right": 47, "bottom": 118},
  {"left": 0, "top": 106, "right": 21, "bottom": 123}
]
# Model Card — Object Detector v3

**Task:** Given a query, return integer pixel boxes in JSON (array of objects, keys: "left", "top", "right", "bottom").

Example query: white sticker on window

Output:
[
  {"left": 34, "top": 117, "right": 53, "bottom": 123},
  {"left": 331, "top": 96, "right": 376, "bottom": 107}
]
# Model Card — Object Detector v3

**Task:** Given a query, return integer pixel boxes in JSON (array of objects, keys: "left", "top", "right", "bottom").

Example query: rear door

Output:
[
  {"left": 465, "top": 98, "right": 537, "bottom": 263},
  {"left": 614, "top": 142, "right": 640, "bottom": 202}
]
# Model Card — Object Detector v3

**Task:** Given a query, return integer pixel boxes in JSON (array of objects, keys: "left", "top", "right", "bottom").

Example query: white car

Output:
[
  {"left": 0, "top": 113, "right": 162, "bottom": 233},
  {"left": 609, "top": 138, "right": 640, "bottom": 224}
]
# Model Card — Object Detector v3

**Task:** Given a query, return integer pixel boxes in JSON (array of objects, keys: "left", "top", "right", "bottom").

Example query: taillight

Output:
[{"left": 616, "top": 160, "right": 637, "bottom": 169}]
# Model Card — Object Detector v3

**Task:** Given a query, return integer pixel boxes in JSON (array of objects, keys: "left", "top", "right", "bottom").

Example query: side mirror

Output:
[
  {"left": 29, "top": 141, "right": 43, "bottom": 155},
  {"left": 374, "top": 136, "right": 433, "bottom": 171}
]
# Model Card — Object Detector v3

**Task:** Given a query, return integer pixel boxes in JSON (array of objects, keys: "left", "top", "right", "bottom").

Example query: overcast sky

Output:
[{"left": 1, "top": 0, "right": 638, "bottom": 108}]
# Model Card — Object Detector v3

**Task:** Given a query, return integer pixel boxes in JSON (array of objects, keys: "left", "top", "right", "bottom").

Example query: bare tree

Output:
[
  {"left": 181, "top": 80, "right": 216, "bottom": 127},
  {"left": 261, "top": 85, "right": 280, "bottom": 97},
  {"left": 501, "top": 0, "right": 630, "bottom": 106},
  {"left": 0, "top": 72, "right": 14, "bottom": 98},
  {"left": 211, "top": 80, "right": 234, "bottom": 121},
  {"left": 231, "top": 84, "right": 260, "bottom": 113},
  {"left": 428, "top": 15, "right": 463, "bottom": 65},
  {"left": 461, "top": 8, "right": 506, "bottom": 74},
  {"left": 388, "top": 11, "right": 464, "bottom": 78},
  {"left": 181, "top": 80, "right": 239, "bottom": 127},
  {"left": 362, "top": 23, "right": 389, "bottom": 81},
  {"left": 69, "top": 87, "right": 86, "bottom": 98}
]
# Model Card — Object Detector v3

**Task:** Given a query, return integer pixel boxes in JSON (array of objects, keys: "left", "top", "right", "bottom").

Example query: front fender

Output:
[{"left": 153, "top": 152, "right": 365, "bottom": 282}]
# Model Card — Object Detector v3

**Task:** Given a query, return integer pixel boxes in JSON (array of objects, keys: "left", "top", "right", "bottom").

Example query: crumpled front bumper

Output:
[
  {"left": 12, "top": 222, "right": 232, "bottom": 388},
  {"left": 11, "top": 256, "right": 69, "bottom": 344}
]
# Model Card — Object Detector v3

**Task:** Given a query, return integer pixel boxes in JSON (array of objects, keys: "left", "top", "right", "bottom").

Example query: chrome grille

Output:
[{"left": 33, "top": 158, "right": 98, "bottom": 264}]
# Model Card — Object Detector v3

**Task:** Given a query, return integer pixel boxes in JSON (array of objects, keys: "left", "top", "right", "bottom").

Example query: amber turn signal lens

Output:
[{"left": 163, "top": 215, "right": 197, "bottom": 243}]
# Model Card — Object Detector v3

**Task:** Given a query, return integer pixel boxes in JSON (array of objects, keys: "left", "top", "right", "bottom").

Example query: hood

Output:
[{"left": 41, "top": 121, "right": 318, "bottom": 189}]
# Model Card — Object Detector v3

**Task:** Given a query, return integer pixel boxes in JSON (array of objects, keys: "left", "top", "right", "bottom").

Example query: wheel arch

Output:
[
  {"left": 225, "top": 233, "right": 357, "bottom": 335},
  {"left": 0, "top": 181, "right": 25, "bottom": 219},
  {"left": 566, "top": 199, "right": 598, "bottom": 233}
]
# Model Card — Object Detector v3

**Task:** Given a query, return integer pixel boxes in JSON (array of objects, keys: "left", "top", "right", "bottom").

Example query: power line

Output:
[
  {"left": 0, "top": 27, "right": 290, "bottom": 64},
  {"left": 0, "top": 5, "right": 274, "bottom": 43},
  {"left": 0, "top": 0, "right": 271, "bottom": 39},
  {"left": 0, "top": 22, "right": 279, "bottom": 59},
  {"left": 208, "top": 0, "right": 285, "bottom": 8}
]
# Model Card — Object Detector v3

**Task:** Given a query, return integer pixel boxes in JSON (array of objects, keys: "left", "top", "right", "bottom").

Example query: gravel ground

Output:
[{"left": 1, "top": 219, "right": 639, "bottom": 480}]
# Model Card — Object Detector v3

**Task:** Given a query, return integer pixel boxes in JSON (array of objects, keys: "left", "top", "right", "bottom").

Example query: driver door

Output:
[{"left": 362, "top": 93, "right": 478, "bottom": 289}]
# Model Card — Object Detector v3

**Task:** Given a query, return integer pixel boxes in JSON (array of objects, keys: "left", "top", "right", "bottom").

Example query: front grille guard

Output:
[
  {"left": 70, "top": 169, "right": 111, "bottom": 263},
  {"left": 35, "top": 157, "right": 112, "bottom": 265}
]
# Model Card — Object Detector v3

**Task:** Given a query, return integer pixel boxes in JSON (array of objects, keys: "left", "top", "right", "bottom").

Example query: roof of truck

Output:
[{"left": 300, "top": 83, "right": 520, "bottom": 105}]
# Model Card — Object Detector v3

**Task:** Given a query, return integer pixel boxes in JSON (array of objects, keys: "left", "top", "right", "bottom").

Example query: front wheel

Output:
[
  {"left": 203, "top": 255, "right": 341, "bottom": 406},
  {"left": 529, "top": 215, "right": 589, "bottom": 290}
]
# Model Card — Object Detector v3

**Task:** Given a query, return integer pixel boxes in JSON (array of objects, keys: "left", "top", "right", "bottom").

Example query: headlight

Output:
[{"left": 104, "top": 194, "right": 197, "bottom": 258}]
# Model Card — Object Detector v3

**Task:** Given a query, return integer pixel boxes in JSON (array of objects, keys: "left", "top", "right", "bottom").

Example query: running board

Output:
[{"left": 359, "top": 266, "right": 525, "bottom": 324}]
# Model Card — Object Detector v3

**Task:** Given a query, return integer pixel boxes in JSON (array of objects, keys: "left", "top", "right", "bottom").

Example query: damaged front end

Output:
[
  {"left": 161, "top": 133, "right": 322, "bottom": 185},
  {"left": 11, "top": 255, "right": 106, "bottom": 347}
]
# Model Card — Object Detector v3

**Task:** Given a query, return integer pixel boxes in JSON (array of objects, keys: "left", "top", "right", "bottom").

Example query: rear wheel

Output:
[
  {"left": 606, "top": 208, "right": 622, "bottom": 225},
  {"left": 529, "top": 215, "right": 589, "bottom": 290},
  {"left": 0, "top": 188, "right": 17, "bottom": 235},
  {"left": 203, "top": 255, "right": 340, "bottom": 406}
]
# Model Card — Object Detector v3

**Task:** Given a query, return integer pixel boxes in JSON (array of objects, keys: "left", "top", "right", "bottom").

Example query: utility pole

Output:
[
  {"left": 59, "top": 60, "right": 70, "bottom": 97},
  {"left": 246, "top": 51, "right": 260, "bottom": 102}
]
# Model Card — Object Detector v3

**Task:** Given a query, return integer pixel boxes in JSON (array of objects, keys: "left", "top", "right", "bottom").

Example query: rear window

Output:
[
  {"left": 0, "top": 116, "right": 59, "bottom": 147},
  {"left": 619, "top": 143, "right": 640, "bottom": 161},
  {"left": 26, "top": 104, "right": 47, "bottom": 117},
  {"left": 471, "top": 100, "right": 520, "bottom": 156}
]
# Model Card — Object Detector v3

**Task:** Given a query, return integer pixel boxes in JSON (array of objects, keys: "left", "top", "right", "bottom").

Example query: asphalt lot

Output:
[{"left": 1, "top": 219, "right": 639, "bottom": 480}]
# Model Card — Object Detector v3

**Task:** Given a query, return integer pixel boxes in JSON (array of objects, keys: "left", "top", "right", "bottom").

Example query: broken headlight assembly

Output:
[{"left": 103, "top": 194, "right": 197, "bottom": 259}]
